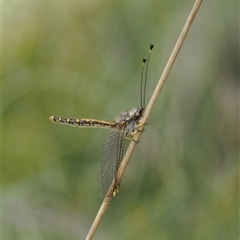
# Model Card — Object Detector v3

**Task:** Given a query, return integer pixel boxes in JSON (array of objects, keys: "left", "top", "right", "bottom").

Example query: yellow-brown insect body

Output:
[{"left": 115, "top": 107, "right": 145, "bottom": 137}]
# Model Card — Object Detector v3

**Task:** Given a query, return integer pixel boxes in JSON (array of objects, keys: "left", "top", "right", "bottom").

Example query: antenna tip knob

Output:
[
  {"left": 142, "top": 57, "right": 147, "bottom": 63},
  {"left": 150, "top": 44, "right": 154, "bottom": 50}
]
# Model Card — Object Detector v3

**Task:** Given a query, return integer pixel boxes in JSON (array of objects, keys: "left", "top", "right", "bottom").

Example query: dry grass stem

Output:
[{"left": 85, "top": 0, "right": 203, "bottom": 239}]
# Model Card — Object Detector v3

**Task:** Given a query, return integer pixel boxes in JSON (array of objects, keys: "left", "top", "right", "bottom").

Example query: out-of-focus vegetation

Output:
[{"left": 3, "top": 0, "right": 238, "bottom": 239}]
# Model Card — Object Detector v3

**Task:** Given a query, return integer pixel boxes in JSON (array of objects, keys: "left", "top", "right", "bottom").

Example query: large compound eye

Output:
[
  {"left": 135, "top": 108, "right": 141, "bottom": 117},
  {"left": 135, "top": 111, "right": 140, "bottom": 117},
  {"left": 134, "top": 108, "right": 143, "bottom": 118}
]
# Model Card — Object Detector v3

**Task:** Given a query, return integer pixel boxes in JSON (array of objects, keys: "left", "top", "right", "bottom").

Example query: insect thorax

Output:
[{"left": 115, "top": 107, "right": 144, "bottom": 135}]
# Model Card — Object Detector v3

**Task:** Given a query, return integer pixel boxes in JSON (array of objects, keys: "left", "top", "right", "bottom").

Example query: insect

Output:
[{"left": 50, "top": 44, "right": 154, "bottom": 201}]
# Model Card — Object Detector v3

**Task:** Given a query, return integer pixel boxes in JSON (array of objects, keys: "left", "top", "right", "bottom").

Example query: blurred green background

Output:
[{"left": 3, "top": 0, "right": 238, "bottom": 239}]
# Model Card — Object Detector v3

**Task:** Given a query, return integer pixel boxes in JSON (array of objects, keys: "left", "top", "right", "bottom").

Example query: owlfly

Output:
[{"left": 50, "top": 44, "right": 154, "bottom": 201}]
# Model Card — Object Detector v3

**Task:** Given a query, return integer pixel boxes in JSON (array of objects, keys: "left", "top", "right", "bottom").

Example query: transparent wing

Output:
[{"left": 98, "top": 127, "right": 126, "bottom": 201}]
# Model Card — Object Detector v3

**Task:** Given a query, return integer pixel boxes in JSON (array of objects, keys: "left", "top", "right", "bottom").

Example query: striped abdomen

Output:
[{"left": 50, "top": 116, "right": 117, "bottom": 129}]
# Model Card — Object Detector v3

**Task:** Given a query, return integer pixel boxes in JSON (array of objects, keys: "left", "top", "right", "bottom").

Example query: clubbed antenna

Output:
[
  {"left": 140, "top": 44, "right": 154, "bottom": 108},
  {"left": 143, "top": 44, "right": 154, "bottom": 108},
  {"left": 140, "top": 57, "right": 147, "bottom": 108}
]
